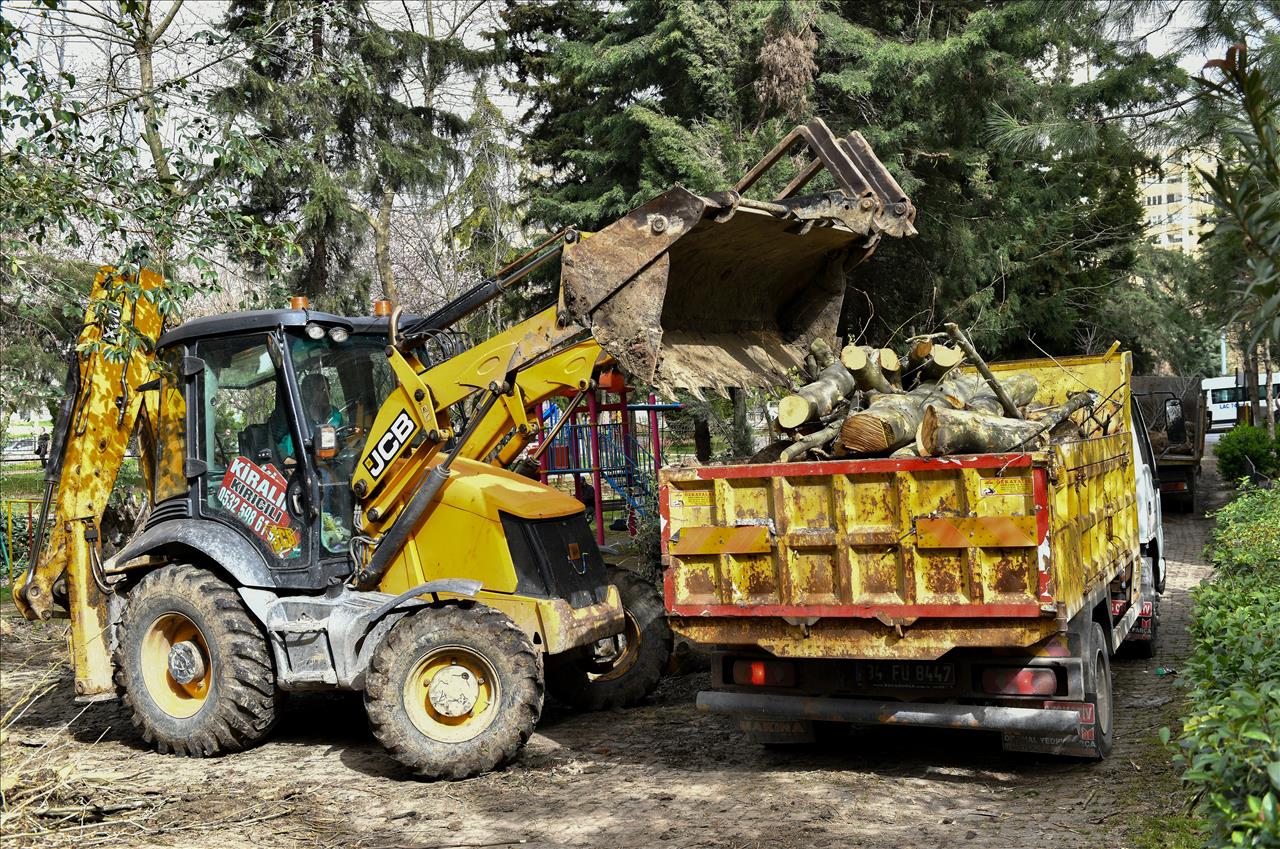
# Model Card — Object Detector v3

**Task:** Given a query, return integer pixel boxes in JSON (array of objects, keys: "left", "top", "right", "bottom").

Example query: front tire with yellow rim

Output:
[
  {"left": 114, "top": 565, "right": 279, "bottom": 756},
  {"left": 364, "top": 604, "right": 542, "bottom": 780}
]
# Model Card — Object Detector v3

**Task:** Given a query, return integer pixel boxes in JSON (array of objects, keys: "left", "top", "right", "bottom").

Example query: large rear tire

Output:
[
  {"left": 546, "top": 568, "right": 672, "bottom": 711},
  {"left": 364, "top": 604, "right": 542, "bottom": 780},
  {"left": 114, "top": 565, "right": 279, "bottom": 756}
]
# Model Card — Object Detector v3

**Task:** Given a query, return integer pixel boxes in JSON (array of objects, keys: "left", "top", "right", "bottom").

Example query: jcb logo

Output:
[{"left": 363, "top": 410, "right": 417, "bottom": 480}]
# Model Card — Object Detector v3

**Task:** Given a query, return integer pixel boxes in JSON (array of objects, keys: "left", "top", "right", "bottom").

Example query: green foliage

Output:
[
  {"left": 1179, "top": 485, "right": 1280, "bottom": 848},
  {"left": 217, "top": 1, "right": 494, "bottom": 307},
  {"left": 0, "top": 255, "right": 97, "bottom": 428},
  {"left": 1207, "top": 482, "right": 1280, "bottom": 574},
  {"left": 1198, "top": 44, "right": 1280, "bottom": 342},
  {"left": 1214, "top": 424, "right": 1280, "bottom": 481},
  {"left": 505, "top": 0, "right": 1187, "bottom": 357},
  {"left": 0, "top": 9, "right": 295, "bottom": 298}
]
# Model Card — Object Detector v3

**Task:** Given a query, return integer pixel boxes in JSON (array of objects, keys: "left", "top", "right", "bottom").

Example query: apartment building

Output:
[{"left": 1139, "top": 151, "right": 1215, "bottom": 253}]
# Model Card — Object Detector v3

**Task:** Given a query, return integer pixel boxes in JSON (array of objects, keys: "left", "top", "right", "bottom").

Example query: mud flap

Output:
[{"left": 1001, "top": 701, "right": 1098, "bottom": 757}]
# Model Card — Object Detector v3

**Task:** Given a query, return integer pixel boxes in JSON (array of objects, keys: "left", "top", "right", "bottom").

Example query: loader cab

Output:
[{"left": 151, "top": 309, "right": 402, "bottom": 589}]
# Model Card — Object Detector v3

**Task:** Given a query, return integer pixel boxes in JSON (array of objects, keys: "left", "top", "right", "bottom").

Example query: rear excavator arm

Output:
[{"left": 14, "top": 269, "right": 166, "bottom": 699}]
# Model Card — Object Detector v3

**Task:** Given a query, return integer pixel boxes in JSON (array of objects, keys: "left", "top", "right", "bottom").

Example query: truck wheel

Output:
[
  {"left": 364, "top": 604, "right": 542, "bottom": 780},
  {"left": 1083, "top": 622, "right": 1115, "bottom": 758},
  {"left": 545, "top": 568, "right": 672, "bottom": 710},
  {"left": 114, "top": 565, "right": 279, "bottom": 756}
]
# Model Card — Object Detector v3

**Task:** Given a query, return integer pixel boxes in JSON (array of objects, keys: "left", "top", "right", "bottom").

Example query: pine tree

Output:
[
  {"left": 503, "top": 0, "right": 1186, "bottom": 360},
  {"left": 217, "top": 1, "right": 492, "bottom": 308}
]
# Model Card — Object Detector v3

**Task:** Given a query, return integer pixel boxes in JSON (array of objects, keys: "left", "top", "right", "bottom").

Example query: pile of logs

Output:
[{"left": 768, "top": 323, "right": 1099, "bottom": 463}]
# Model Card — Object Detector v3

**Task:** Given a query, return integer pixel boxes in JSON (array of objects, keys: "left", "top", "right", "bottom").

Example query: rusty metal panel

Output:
[
  {"left": 917, "top": 516, "right": 1038, "bottom": 548},
  {"left": 670, "top": 526, "right": 771, "bottom": 556},
  {"left": 662, "top": 460, "right": 1045, "bottom": 618}
]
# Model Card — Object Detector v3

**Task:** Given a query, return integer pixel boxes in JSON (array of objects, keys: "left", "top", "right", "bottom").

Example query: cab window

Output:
[
  {"left": 152, "top": 347, "right": 188, "bottom": 503},
  {"left": 288, "top": 331, "right": 395, "bottom": 556},
  {"left": 197, "top": 334, "right": 304, "bottom": 561}
]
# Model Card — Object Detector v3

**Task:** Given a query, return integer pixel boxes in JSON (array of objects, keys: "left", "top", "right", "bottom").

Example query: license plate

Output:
[{"left": 855, "top": 661, "right": 956, "bottom": 689}]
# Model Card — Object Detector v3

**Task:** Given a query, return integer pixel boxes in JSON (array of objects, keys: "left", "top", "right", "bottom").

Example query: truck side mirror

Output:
[{"left": 1164, "top": 398, "right": 1187, "bottom": 445}]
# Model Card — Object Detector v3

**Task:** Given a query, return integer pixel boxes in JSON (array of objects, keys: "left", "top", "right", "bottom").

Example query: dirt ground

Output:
[{"left": 0, "top": 463, "right": 1221, "bottom": 849}]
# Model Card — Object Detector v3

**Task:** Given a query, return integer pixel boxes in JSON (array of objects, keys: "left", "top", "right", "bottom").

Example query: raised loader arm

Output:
[
  {"left": 346, "top": 120, "right": 916, "bottom": 587},
  {"left": 14, "top": 269, "right": 166, "bottom": 700}
]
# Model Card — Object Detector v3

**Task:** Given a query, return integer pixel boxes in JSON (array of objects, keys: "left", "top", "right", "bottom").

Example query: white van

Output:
[{"left": 1202, "top": 374, "right": 1280, "bottom": 433}]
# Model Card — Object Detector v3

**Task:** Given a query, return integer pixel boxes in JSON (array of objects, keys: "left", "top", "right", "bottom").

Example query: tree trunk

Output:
[
  {"left": 1266, "top": 338, "right": 1276, "bottom": 439},
  {"left": 918, "top": 392, "right": 1095, "bottom": 456},
  {"left": 1242, "top": 340, "right": 1259, "bottom": 426},
  {"left": 694, "top": 418, "right": 712, "bottom": 463},
  {"left": 945, "top": 373, "right": 1039, "bottom": 414},
  {"left": 371, "top": 187, "right": 397, "bottom": 302},
  {"left": 778, "top": 360, "right": 857, "bottom": 428},
  {"left": 730, "top": 387, "right": 753, "bottom": 457}
]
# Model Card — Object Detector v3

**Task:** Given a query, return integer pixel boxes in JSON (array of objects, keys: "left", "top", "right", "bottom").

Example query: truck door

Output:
[{"left": 1130, "top": 398, "right": 1166, "bottom": 591}]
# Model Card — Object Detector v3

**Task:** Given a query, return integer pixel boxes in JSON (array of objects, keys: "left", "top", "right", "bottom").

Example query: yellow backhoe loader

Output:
[{"left": 13, "top": 119, "right": 914, "bottom": 778}]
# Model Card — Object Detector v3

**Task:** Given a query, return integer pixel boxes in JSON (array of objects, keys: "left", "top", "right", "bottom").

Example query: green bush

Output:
[
  {"left": 1178, "top": 486, "right": 1280, "bottom": 848},
  {"left": 1214, "top": 425, "right": 1280, "bottom": 482}
]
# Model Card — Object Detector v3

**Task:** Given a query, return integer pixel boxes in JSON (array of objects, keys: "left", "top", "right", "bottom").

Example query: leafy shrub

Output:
[
  {"left": 1207, "top": 485, "right": 1280, "bottom": 576},
  {"left": 1214, "top": 425, "right": 1280, "bottom": 482},
  {"left": 1177, "top": 486, "right": 1280, "bottom": 848}
]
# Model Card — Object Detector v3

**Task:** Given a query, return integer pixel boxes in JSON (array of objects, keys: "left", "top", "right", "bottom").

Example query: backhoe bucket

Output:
[{"left": 559, "top": 119, "right": 915, "bottom": 393}]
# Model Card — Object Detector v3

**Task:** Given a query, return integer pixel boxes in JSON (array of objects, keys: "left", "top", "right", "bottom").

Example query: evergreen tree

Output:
[
  {"left": 503, "top": 0, "right": 1186, "bottom": 360},
  {"left": 217, "top": 1, "right": 492, "bottom": 308}
]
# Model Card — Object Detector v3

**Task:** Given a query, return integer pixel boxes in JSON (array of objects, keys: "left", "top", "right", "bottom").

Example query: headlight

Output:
[
  {"left": 305, "top": 323, "right": 326, "bottom": 340},
  {"left": 328, "top": 326, "right": 349, "bottom": 343}
]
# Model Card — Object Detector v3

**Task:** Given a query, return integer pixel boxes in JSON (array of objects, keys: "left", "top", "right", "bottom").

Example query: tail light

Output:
[
  {"left": 731, "top": 659, "right": 795, "bottom": 687},
  {"left": 981, "top": 667, "right": 1058, "bottom": 696}
]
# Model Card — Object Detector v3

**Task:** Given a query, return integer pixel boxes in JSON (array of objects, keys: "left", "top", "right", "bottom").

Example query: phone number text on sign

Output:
[{"left": 217, "top": 456, "right": 300, "bottom": 557}]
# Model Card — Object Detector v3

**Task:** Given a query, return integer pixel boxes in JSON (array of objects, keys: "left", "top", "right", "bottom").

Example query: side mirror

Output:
[
  {"left": 315, "top": 424, "right": 338, "bottom": 460},
  {"left": 1164, "top": 398, "right": 1187, "bottom": 445}
]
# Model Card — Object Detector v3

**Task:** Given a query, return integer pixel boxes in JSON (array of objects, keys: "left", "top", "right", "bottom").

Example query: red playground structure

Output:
[{"left": 534, "top": 372, "right": 678, "bottom": 544}]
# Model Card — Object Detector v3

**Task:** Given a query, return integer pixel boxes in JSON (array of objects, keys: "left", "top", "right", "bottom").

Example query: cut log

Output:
[
  {"left": 920, "top": 344, "right": 963, "bottom": 380},
  {"left": 839, "top": 379, "right": 979, "bottom": 454},
  {"left": 840, "top": 345, "right": 899, "bottom": 394},
  {"left": 879, "top": 348, "right": 902, "bottom": 388},
  {"left": 917, "top": 391, "right": 1097, "bottom": 456},
  {"left": 907, "top": 339, "right": 934, "bottom": 369},
  {"left": 777, "top": 360, "right": 857, "bottom": 429},
  {"left": 810, "top": 337, "right": 836, "bottom": 369},
  {"left": 960, "top": 373, "right": 1039, "bottom": 414},
  {"left": 916, "top": 406, "right": 1045, "bottom": 456},
  {"left": 781, "top": 419, "right": 843, "bottom": 462}
]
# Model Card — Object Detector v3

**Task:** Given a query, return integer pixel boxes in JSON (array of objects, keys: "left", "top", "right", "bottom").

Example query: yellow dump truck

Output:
[{"left": 661, "top": 350, "right": 1165, "bottom": 758}]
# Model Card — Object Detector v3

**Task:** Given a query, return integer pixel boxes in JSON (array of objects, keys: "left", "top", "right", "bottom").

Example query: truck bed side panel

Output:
[
  {"left": 1049, "top": 433, "right": 1140, "bottom": 622},
  {"left": 663, "top": 454, "right": 1047, "bottom": 618}
]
